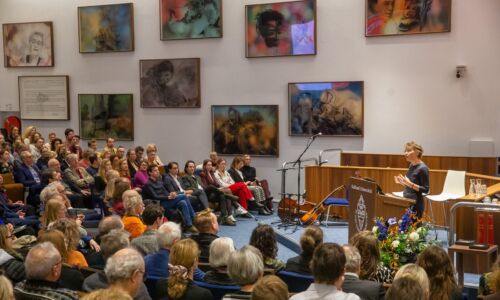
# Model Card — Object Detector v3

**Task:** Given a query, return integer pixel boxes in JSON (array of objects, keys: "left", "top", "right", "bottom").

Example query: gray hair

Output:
[
  {"left": 228, "top": 245, "right": 263, "bottom": 286},
  {"left": 40, "top": 182, "right": 62, "bottom": 204},
  {"left": 157, "top": 221, "right": 181, "bottom": 248},
  {"left": 105, "top": 248, "right": 144, "bottom": 284},
  {"left": 98, "top": 215, "right": 124, "bottom": 235},
  {"left": 343, "top": 245, "right": 361, "bottom": 273},
  {"left": 209, "top": 237, "right": 235, "bottom": 268},
  {"left": 25, "top": 242, "right": 61, "bottom": 280},
  {"left": 101, "top": 229, "right": 130, "bottom": 260},
  {"left": 66, "top": 153, "right": 78, "bottom": 163}
]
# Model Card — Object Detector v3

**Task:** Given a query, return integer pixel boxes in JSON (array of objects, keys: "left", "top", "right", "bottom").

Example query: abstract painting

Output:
[
  {"left": 365, "top": 0, "right": 451, "bottom": 37},
  {"left": 78, "top": 3, "right": 134, "bottom": 53},
  {"left": 246, "top": 0, "right": 316, "bottom": 58},
  {"left": 289, "top": 81, "right": 364, "bottom": 136},
  {"left": 212, "top": 105, "right": 279, "bottom": 156}
]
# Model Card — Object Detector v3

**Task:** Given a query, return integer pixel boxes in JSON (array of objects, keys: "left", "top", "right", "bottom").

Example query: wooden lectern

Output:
[{"left": 348, "top": 177, "right": 415, "bottom": 240}]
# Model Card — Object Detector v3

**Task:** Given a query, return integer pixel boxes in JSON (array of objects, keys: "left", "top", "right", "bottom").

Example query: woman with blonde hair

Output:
[
  {"left": 118, "top": 158, "right": 131, "bottom": 182},
  {"left": 285, "top": 225, "right": 323, "bottom": 274},
  {"left": 122, "top": 192, "right": 146, "bottom": 239},
  {"left": 22, "top": 125, "right": 36, "bottom": 145},
  {"left": 0, "top": 271, "right": 14, "bottom": 300},
  {"left": 156, "top": 239, "right": 213, "bottom": 300},
  {"left": 110, "top": 177, "right": 131, "bottom": 216},
  {"left": 0, "top": 225, "right": 25, "bottom": 283},
  {"left": 40, "top": 198, "right": 67, "bottom": 228},
  {"left": 49, "top": 218, "right": 88, "bottom": 268},
  {"left": 146, "top": 143, "right": 164, "bottom": 167},
  {"left": 394, "top": 263, "right": 430, "bottom": 300}
]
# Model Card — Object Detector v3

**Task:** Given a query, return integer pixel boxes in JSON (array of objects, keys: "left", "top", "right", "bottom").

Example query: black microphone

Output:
[{"left": 311, "top": 132, "right": 322, "bottom": 138}]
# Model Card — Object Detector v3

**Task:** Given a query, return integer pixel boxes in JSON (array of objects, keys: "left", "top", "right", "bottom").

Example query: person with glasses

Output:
[
  {"left": 0, "top": 224, "right": 26, "bottom": 284},
  {"left": 104, "top": 248, "right": 147, "bottom": 299}
]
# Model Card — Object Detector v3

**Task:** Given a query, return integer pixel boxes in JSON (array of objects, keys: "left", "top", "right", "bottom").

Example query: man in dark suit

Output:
[
  {"left": 13, "top": 150, "right": 43, "bottom": 207},
  {"left": 163, "top": 161, "right": 208, "bottom": 211},
  {"left": 342, "top": 245, "right": 385, "bottom": 300}
]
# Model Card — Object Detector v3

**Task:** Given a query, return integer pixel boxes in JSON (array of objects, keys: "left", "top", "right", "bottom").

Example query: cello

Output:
[{"left": 300, "top": 185, "right": 345, "bottom": 225}]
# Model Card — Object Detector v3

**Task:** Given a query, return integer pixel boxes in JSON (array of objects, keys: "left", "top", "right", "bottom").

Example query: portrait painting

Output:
[
  {"left": 2, "top": 21, "right": 54, "bottom": 67},
  {"left": 160, "top": 0, "right": 223, "bottom": 40},
  {"left": 245, "top": 0, "right": 316, "bottom": 58},
  {"left": 78, "top": 3, "right": 134, "bottom": 53},
  {"left": 79, "top": 94, "right": 134, "bottom": 140},
  {"left": 212, "top": 105, "right": 279, "bottom": 156},
  {"left": 140, "top": 58, "right": 200, "bottom": 108},
  {"left": 289, "top": 81, "right": 364, "bottom": 136},
  {"left": 365, "top": 0, "right": 451, "bottom": 37}
]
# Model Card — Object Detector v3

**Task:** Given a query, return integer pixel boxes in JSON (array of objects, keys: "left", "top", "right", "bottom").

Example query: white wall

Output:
[{"left": 1, "top": 0, "right": 500, "bottom": 197}]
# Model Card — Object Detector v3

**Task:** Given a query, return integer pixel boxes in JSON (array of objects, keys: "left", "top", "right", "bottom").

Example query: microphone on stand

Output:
[{"left": 311, "top": 132, "right": 322, "bottom": 139}]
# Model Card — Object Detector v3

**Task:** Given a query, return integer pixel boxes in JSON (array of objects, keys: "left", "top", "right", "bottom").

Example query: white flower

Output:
[
  {"left": 416, "top": 227, "right": 423, "bottom": 234},
  {"left": 391, "top": 240, "right": 400, "bottom": 249},
  {"left": 372, "top": 226, "right": 379, "bottom": 234},
  {"left": 409, "top": 232, "right": 420, "bottom": 242}
]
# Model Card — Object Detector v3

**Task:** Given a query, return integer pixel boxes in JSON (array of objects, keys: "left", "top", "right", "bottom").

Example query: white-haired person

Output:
[
  {"left": 104, "top": 248, "right": 146, "bottom": 299},
  {"left": 394, "top": 263, "right": 430, "bottom": 300},
  {"left": 203, "top": 237, "right": 237, "bottom": 285},
  {"left": 14, "top": 242, "right": 79, "bottom": 299},
  {"left": 122, "top": 190, "right": 146, "bottom": 239},
  {"left": 223, "top": 245, "right": 264, "bottom": 299}
]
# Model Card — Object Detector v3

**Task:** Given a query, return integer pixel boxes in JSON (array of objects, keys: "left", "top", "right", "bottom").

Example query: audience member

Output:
[
  {"left": 118, "top": 159, "right": 132, "bottom": 183},
  {"left": 145, "top": 144, "right": 163, "bottom": 167},
  {"left": 111, "top": 178, "right": 132, "bottom": 215},
  {"left": 285, "top": 225, "right": 323, "bottom": 274},
  {"left": 394, "top": 263, "right": 429, "bottom": 300},
  {"left": 127, "top": 148, "right": 139, "bottom": 178},
  {"left": 14, "top": 242, "right": 79, "bottom": 300},
  {"left": 0, "top": 224, "right": 25, "bottom": 283},
  {"left": 249, "top": 224, "right": 284, "bottom": 271},
  {"left": 290, "top": 243, "right": 360, "bottom": 300},
  {"left": 133, "top": 160, "right": 149, "bottom": 189},
  {"left": 164, "top": 161, "right": 208, "bottom": 211},
  {"left": 13, "top": 150, "right": 42, "bottom": 207},
  {"left": 342, "top": 245, "right": 385, "bottom": 300},
  {"left": 0, "top": 149, "right": 14, "bottom": 174},
  {"left": 105, "top": 248, "right": 146, "bottom": 299},
  {"left": 35, "top": 145, "right": 51, "bottom": 171},
  {"left": 480, "top": 256, "right": 500, "bottom": 297},
  {"left": 122, "top": 191, "right": 146, "bottom": 239},
  {"left": 79, "top": 149, "right": 92, "bottom": 169},
  {"left": 86, "top": 152, "right": 100, "bottom": 177},
  {"left": 385, "top": 277, "right": 425, "bottom": 300},
  {"left": 0, "top": 271, "right": 14, "bottom": 300},
  {"left": 135, "top": 146, "right": 145, "bottom": 164},
  {"left": 416, "top": 245, "right": 462, "bottom": 300},
  {"left": 144, "top": 221, "right": 181, "bottom": 279},
  {"left": 156, "top": 239, "right": 213, "bottom": 300},
  {"left": 191, "top": 208, "right": 220, "bottom": 262},
  {"left": 0, "top": 174, "right": 39, "bottom": 228},
  {"left": 116, "top": 146, "right": 125, "bottom": 160},
  {"left": 204, "top": 237, "right": 236, "bottom": 285},
  {"left": 82, "top": 287, "right": 133, "bottom": 300},
  {"left": 224, "top": 245, "right": 264, "bottom": 299},
  {"left": 484, "top": 270, "right": 500, "bottom": 300},
  {"left": 87, "top": 216, "right": 124, "bottom": 269},
  {"left": 103, "top": 137, "right": 116, "bottom": 155},
  {"left": 63, "top": 128, "right": 75, "bottom": 150},
  {"left": 241, "top": 154, "right": 273, "bottom": 209},
  {"left": 55, "top": 144, "right": 69, "bottom": 171},
  {"left": 131, "top": 204, "right": 164, "bottom": 256},
  {"left": 252, "top": 275, "right": 288, "bottom": 300}
]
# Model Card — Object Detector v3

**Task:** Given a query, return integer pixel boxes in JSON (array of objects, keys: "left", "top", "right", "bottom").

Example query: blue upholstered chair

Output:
[
  {"left": 277, "top": 270, "right": 314, "bottom": 293},
  {"left": 193, "top": 280, "right": 240, "bottom": 300}
]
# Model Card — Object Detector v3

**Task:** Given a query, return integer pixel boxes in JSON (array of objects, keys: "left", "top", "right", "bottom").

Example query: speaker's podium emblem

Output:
[{"left": 355, "top": 194, "right": 368, "bottom": 232}]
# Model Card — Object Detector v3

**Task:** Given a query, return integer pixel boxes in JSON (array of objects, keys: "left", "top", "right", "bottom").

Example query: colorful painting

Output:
[
  {"left": 365, "top": 0, "right": 451, "bottom": 37},
  {"left": 2, "top": 22, "right": 54, "bottom": 67},
  {"left": 140, "top": 58, "right": 200, "bottom": 108},
  {"left": 212, "top": 105, "right": 279, "bottom": 156},
  {"left": 78, "top": 3, "right": 134, "bottom": 53},
  {"left": 79, "top": 94, "right": 134, "bottom": 140},
  {"left": 289, "top": 82, "right": 364, "bottom": 136},
  {"left": 160, "top": 0, "right": 223, "bottom": 40},
  {"left": 246, "top": 0, "right": 316, "bottom": 58}
]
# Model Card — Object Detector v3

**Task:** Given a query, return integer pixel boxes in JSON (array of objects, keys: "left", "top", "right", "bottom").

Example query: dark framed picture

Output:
[
  {"left": 365, "top": 0, "right": 451, "bottom": 37},
  {"left": 212, "top": 105, "right": 279, "bottom": 156},
  {"left": 160, "top": 0, "right": 223, "bottom": 40},
  {"left": 245, "top": 0, "right": 316, "bottom": 58},
  {"left": 18, "top": 76, "right": 69, "bottom": 120},
  {"left": 140, "top": 58, "right": 201, "bottom": 108},
  {"left": 2, "top": 21, "right": 54, "bottom": 67},
  {"left": 288, "top": 81, "right": 364, "bottom": 136},
  {"left": 79, "top": 94, "right": 134, "bottom": 140},
  {"left": 78, "top": 3, "right": 135, "bottom": 53}
]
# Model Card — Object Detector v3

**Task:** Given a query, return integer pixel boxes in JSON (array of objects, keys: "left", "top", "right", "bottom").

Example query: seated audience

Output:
[
  {"left": 135, "top": 146, "right": 145, "bottom": 164},
  {"left": 0, "top": 271, "right": 14, "bottom": 300},
  {"left": 13, "top": 242, "right": 79, "bottom": 300},
  {"left": 116, "top": 146, "right": 125, "bottom": 160},
  {"left": 63, "top": 153, "right": 94, "bottom": 208},
  {"left": 0, "top": 174, "right": 39, "bottom": 228},
  {"left": 249, "top": 224, "right": 285, "bottom": 271},
  {"left": 241, "top": 154, "right": 273, "bottom": 209},
  {"left": 290, "top": 243, "right": 360, "bottom": 300},
  {"left": 416, "top": 245, "right": 462, "bottom": 300},
  {"left": 13, "top": 150, "right": 42, "bottom": 207},
  {"left": 94, "top": 159, "right": 113, "bottom": 195},
  {"left": 164, "top": 161, "right": 208, "bottom": 211},
  {"left": 122, "top": 191, "right": 146, "bottom": 239},
  {"left": 50, "top": 138, "right": 62, "bottom": 153},
  {"left": 104, "top": 248, "right": 146, "bottom": 299},
  {"left": 103, "top": 137, "right": 116, "bottom": 155},
  {"left": 29, "top": 137, "right": 44, "bottom": 162},
  {"left": 183, "top": 160, "right": 235, "bottom": 225},
  {"left": 0, "top": 149, "right": 14, "bottom": 174},
  {"left": 342, "top": 245, "right": 385, "bottom": 300},
  {"left": 191, "top": 209, "right": 220, "bottom": 263},
  {"left": 82, "top": 288, "right": 133, "bottom": 300},
  {"left": 252, "top": 275, "right": 289, "bottom": 300},
  {"left": 203, "top": 237, "right": 236, "bottom": 285},
  {"left": 127, "top": 149, "right": 139, "bottom": 178},
  {"left": 119, "top": 158, "right": 132, "bottom": 183},
  {"left": 43, "top": 164, "right": 86, "bottom": 208},
  {"left": 79, "top": 149, "right": 92, "bottom": 169},
  {"left": 87, "top": 216, "right": 124, "bottom": 269},
  {"left": 385, "top": 277, "right": 425, "bottom": 300},
  {"left": 133, "top": 160, "right": 149, "bottom": 189},
  {"left": 86, "top": 153, "right": 100, "bottom": 177},
  {"left": 394, "top": 263, "right": 429, "bottom": 300},
  {"left": 223, "top": 245, "right": 264, "bottom": 299},
  {"left": 87, "top": 139, "right": 100, "bottom": 157},
  {"left": 142, "top": 165, "right": 196, "bottom": 233},
  {"left": 131, "top": 204, "right": 164, "bottom": 256},
  {"left": 0, "top": 224, "right": 25, "bottom": 283},
  {"left": 49, "top": 218, "right": 89, "bottom": 267},
  {"left": 156, "top": 239, "right": 213, "bottom": 300},
  {"left": 145, "top": 144, "right": 163, "bottom": 167},
  {"left": 144, "top": 221, "right": 181, "bottom": 279},
  {"left": 110, "top": 177, "right": 132, "bottom": 215},
  {"left": 350, "top": 230, "right": 394, "bottom": 284},
  {"left": 35, "top": 145, "right": 51, "bottom": 171},
  {"left": 285, "top": 225, "right": 323, "bottom": 274},
  {"left": 37, "top": 230, "right": 84, "bottom": 291},
  {"left": 110, "top": 155, "right": 120, "bottom": 171},
  {"left": 55, "top": 144, "right": 69, "bottom": 171}
]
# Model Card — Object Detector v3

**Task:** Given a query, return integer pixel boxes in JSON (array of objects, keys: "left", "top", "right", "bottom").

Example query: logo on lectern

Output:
[{"left": 355, "top": 194, "right": 368, "bottom": 232}]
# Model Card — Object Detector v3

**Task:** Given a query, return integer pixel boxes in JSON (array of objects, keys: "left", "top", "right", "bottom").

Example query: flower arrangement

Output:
[{"left": 372, "top": 208, "right": 437, "bottom": 271}]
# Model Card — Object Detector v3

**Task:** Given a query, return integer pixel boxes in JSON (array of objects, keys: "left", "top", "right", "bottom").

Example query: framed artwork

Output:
[
  {"left": 160, "top": 0, "right": 223, "bottom": 40},
  {"left": 288, "top": 81, "right": 364, "bottom": 136},
  {"left": 78, "top": 3, "right": 135, "bottom": 53},
  {"left": 365, "top": 0, "right": 452, "bottom": 37},
  {"left": 212, "top": 105, "right": 279, "bottom": 156},
  {"left": 140, "top": 58, "right": 201, "bottom": 108},
  {"left": 18, "top": 76, "right": 69, "bottom": 120},
  {"left": 2, "top": 21, "right": 54, "bottom": 67},
  {"left": 245, "top": 0, "right": 316, "bottom": 58},
  {"left": 79, "top": 94, "right": 134, "bottom": 140}
]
